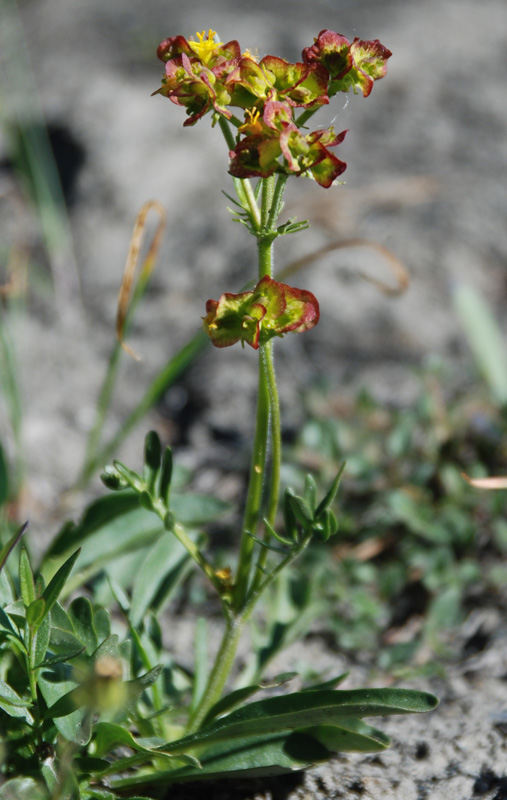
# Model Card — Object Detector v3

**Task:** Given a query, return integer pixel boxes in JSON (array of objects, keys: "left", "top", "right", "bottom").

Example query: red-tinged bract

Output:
[
  {"left": 203, "top": 276, "right": 319, "bottom": 350},
  {"left": 154, "top": 28, "right": 391, "bottom": 186}
]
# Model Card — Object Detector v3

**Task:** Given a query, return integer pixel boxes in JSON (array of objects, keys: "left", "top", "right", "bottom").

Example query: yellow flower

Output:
[{"left": 188, "top": 29, "right": 223, "bottom": 65}]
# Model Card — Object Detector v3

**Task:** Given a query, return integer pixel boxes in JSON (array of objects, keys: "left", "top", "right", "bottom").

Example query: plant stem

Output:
[
  {"left": 233, "top": 352, "right": 270, "bottom": 609},
  {"left": 188, "top": 173, "right": 288, "bottom": 729},
  {"left": 185, "top": 614, "right": 245, "bottom": 733},
  {"left": 186, "top": 528, "right": 313, "bottom": 734},
  {"left": 250, "top": 342, "right": 281, "bottom": 589}
]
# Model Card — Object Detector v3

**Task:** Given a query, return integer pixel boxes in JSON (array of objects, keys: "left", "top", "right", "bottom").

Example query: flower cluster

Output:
[
  {"left": 203, "top": 275, "right": 319, "bottom": 349},
  {"left": 155, "top": 29, "right": 391, "bottom": 188}
]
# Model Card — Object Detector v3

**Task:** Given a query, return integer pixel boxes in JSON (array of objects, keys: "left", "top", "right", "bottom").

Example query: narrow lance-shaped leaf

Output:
[
  {"left": 159, "top": 688, "right": 438, "bottom": 754},
  {"left": 159, "top": 445, "right": 173, "bottom": 506},
  {"left": 41, "top": 549, "right": 81, "bottom": 620},
  {"left": 0, "top": 521, "right": 28, "bottom": 574},
  {"left": 315, "top": 462, "right": 345, "bottom": 518},
  {"left": 19, "top": 547, "right": 36, "bottom": 608},
  {"left": 143, "top": 430, "right": 162, "bottom": 493}
]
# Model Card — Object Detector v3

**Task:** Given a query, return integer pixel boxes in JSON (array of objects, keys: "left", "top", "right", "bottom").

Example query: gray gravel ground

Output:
[{"left": 1, "top": 0, "right": 507, "bottom": 796}]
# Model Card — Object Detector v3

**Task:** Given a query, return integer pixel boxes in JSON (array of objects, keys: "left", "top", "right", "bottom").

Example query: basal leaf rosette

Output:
[
  {"left": 203, "top": 275, "right": 319, "bottom": 350},
  {"left": 302, "top": 29, "right": 392, "bottom": 98}
]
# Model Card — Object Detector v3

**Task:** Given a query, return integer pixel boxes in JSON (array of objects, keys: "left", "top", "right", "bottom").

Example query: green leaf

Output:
[
  {"left": 26, "top": 598, "right": 46, "bottom": 628},
  {"left": 37, "top": 671, "right": 91, "bottom": 745},
  {"left": 19, "top": 547, "right": 36, "bottom": 608},
  {"left": 92, "top": 633, "right": 120, "bottom": 661},
  {"left": 94, "top": 607, "right": 112, "bottom": 642},
  {"left": 202, "top": 673, "right": 298, "bottom": 726},
  {"left": 68, "top": 597, "right": 98, "bottom": 655},
  {"left": 143, "top": 431, "right": 162, "bottom": 493},
  {"left": 170, "top": 493, "right": 232, "bottom": 525},
  {"left": 159, "top": 445, "right": 173, "bottom": 505},
  {"left": 41, "top": 549, "right": 80, "bottom": 619},
  {"left": 0, "top": 778, "right": 48, "bottom": 800},
  {"left": 302, "top": 672, "right": 349, "bottom": 692},
  {"left": 453, "top": 284, "right": 507, "bottom": 405},
  {"left": 92, "top": 722, "right": 194, "bottom": 768},
  {"left": 303, "top": 718, "right": 391, "bottom": 752},
  {"left": 43, "top": 492, "right": 140, "bottom": 560},
  {"left": 315, "top": 463, "right": 345, "bottom": 518},
  {"left": 35, "top": 640, "right": 85, "bottom": 669},
  {"left": 130, "top": 533, "right": 190, "bottom": 627},
  {"left": 160, "top": 688, "right": 438, "bottom": 755},
  {"left": 32, "top": 613, "right": 51, "bottom": 672},
  {"left": 287, "top": 494, "right": 313, "bottom": 527},
  {"left": 50, "top": 601, "right": 75, "bottom": 632},
  {"left": 0, "top": 521, "right": 28, "bottom": 574},
  {"left": 125, "top": 664, "right": 163, "bottom": 704},
  {"left": 0, "top": 679, "right": 33, "bottom": 722},
  {"left": 111, "top": 731, "right": 326, "bottom": 789}
]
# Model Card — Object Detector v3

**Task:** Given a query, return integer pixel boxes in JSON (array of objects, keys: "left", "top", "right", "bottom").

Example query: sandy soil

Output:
[{"left": 1, "top": 0, "right": 507, "bottom": 796}]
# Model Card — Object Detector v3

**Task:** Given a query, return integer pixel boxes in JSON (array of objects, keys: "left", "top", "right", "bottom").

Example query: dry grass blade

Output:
[
  {"left": 462, "top": 472, "right": 507, "bottom": 490},
  {"left": 277, "top": 238, "right": 409, "bottom": 297},
  {"left": 0, "top": 248, "right": 29, "bottom": 300},
  {"left": 116, "top": 200, "right": 167, "bottom": 359}
]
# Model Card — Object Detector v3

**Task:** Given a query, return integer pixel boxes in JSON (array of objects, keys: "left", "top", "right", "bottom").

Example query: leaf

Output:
[
  {"left": 453, "top": 283, "right": 507, "bottom": 406},
  {"left": 315, "top": 463, "right": 345, "bottom": 518},
  {"left": 0, "top": 778, "right": 48, "bottom": 800},
  {"left": 41, "top": 549, "right": 80, "bottom": 619},
  {"left": 202, "top": 673, "right": 298, "bottom": 726},
  {"left": 43, "top": 492, "right": 140, "bottom": 560},
  {"left": 0, "top": 521, "right": 28, "bottom": 574},
  {"left": 92, "top": 633, "right": 120, "bottom": 661},
  {"left": 0, "top": 679, "right": 33, "bottom": 722},
  {"left": 129, "top": 532, "right": 190, "bottom": 627},
  {"left": 302, "top": 672, "right": 349, "bottom": 692},
  {"left": 38, "top": 670, "right": 91, "bottom": 745},
  {"left": 303, "top": 718, "right": 391, "bottom": 752},
  {"left": 143, "top": 431, "right": 162, "bottom": 492},
  {"left": 19, "top": 548, "right": 36, "bottom": 608},
  {"left": 111, "top": 731, "right": 326, "bottom": 789},
  {"left": 94, "top": 606, "right": 112, "bottom": 642},
  {"left": 26, "top": 598, "right": 45, "bottom": 628},
  {"left": 160, "top": 688, "right": 438, "bottom": 755},
  {"left": 170, "top": 493, "right": 232, "bottom": 525},
  {"left": 68, "top": 597, "right": 98, "bottom": 655},
  {"left": 32, "top": 613, "right": 51, "bottom": 673},
  {"left": 159, "top": 445, "right": 173, "bottom": 505},
  {"left": 125, "top": 664, "right": 163, "bottom": 704}
]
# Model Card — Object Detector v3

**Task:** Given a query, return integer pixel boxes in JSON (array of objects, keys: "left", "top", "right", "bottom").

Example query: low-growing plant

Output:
[
  {"left": 287, "top": 360, "right": 507, "bottom": 666},
  {"left": 0, "top": 27, "right": 438, "bottom": 798}
]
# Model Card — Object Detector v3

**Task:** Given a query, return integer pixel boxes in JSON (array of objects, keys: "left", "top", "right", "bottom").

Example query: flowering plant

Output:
[{"left": 0, "top": 27, "right": 437, "bottom": 799}]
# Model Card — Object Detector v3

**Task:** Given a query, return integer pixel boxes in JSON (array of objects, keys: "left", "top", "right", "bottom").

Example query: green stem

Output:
[
  {"left": 186, "top": 172, "right": 289, "bottom": 729},
  {"left": 187, "top": 529, "right": 313, "bottom": 733},
  {"left": 185, "top": 614, "right": 244, "bottom": 733},
  {"left": 218, "top": 117, "right": 261, "bottom": 231},
  {"left": 233, "top": 351, "right": 270, "bottom": 609},
  {"left": 251, "top": 342, "right": 281, "bottom": 589},
  {"left": 266, "top": 174, "right": 288, "bottom": 231}
]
